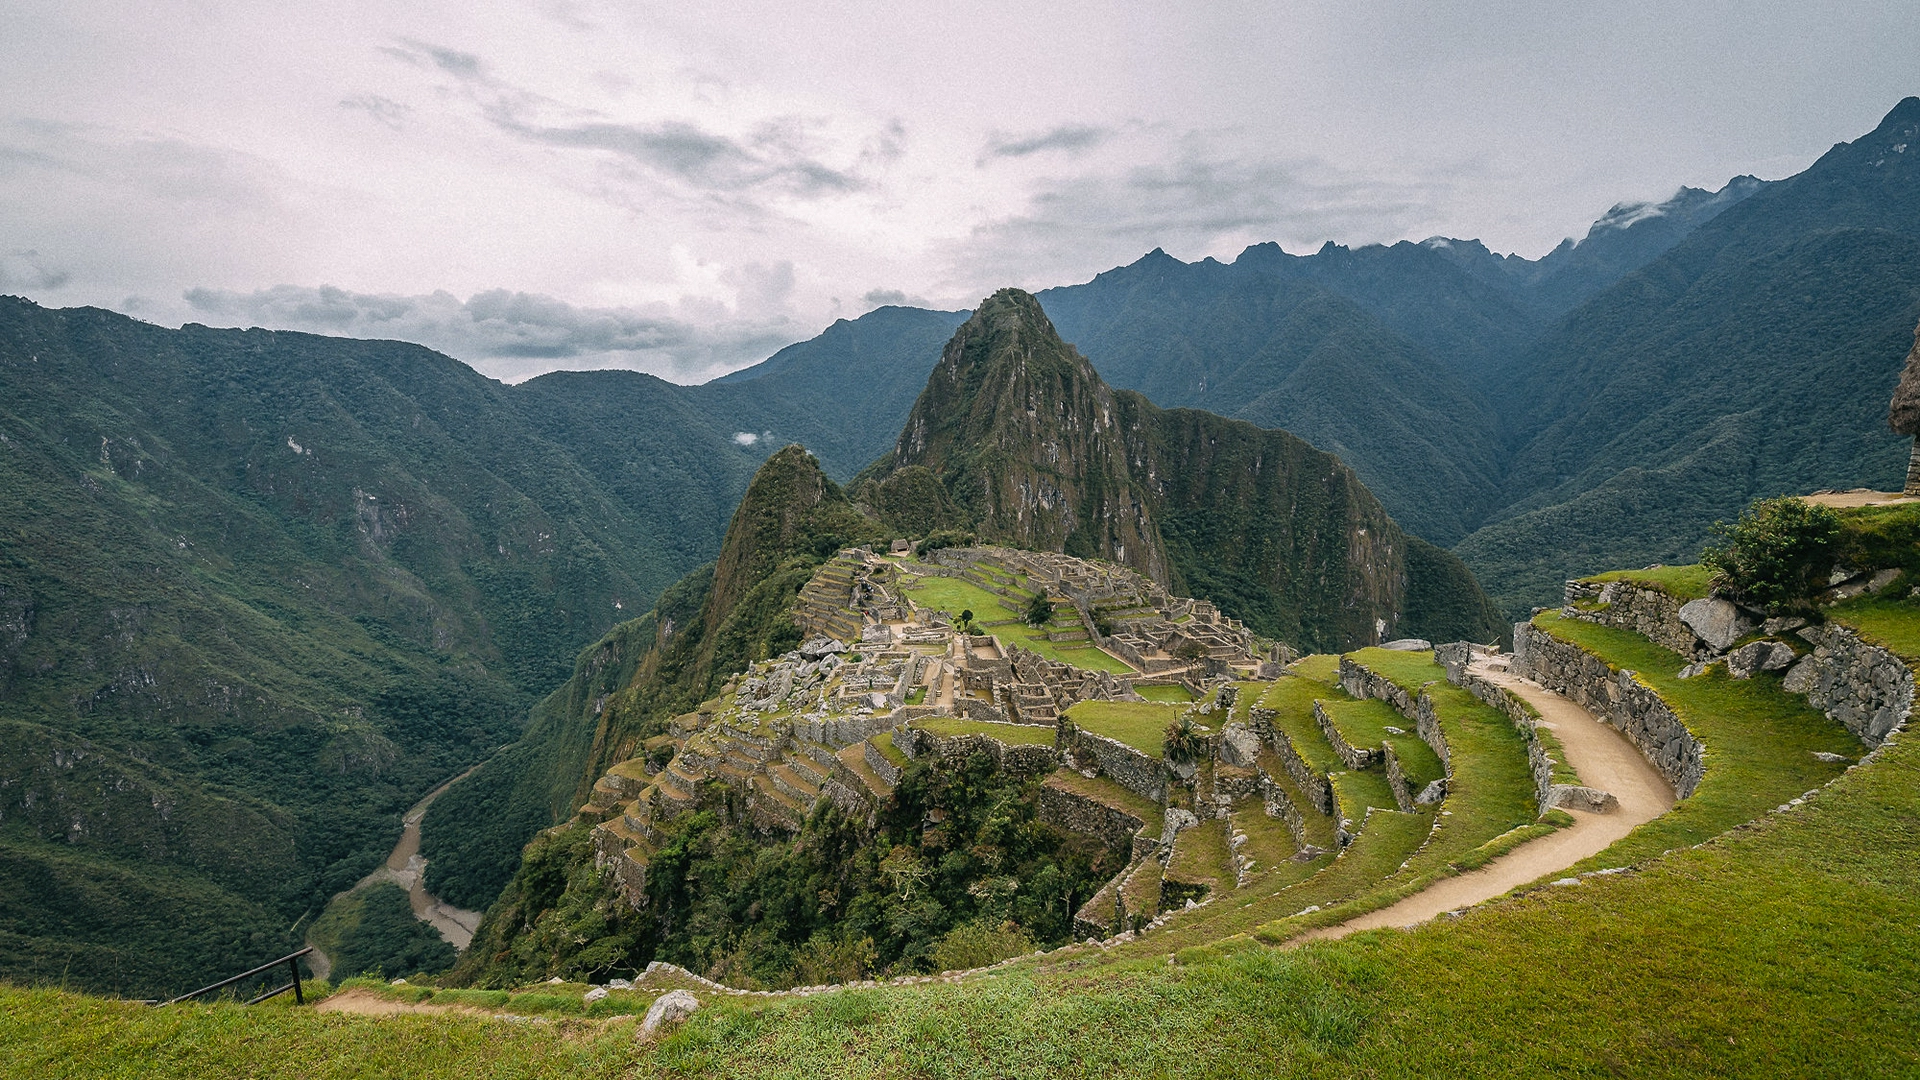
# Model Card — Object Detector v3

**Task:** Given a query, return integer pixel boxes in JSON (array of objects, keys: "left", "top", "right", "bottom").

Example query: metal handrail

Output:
[{"left": 159, "top": 947, "right": 313, "bottom": 1007}]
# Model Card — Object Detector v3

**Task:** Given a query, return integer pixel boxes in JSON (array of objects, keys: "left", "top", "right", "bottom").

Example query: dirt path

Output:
[
  {"left": 311, "top": 767, "right": 487, "bottom": 978},
  {"left": 1803, "top": 489, "right": 1917, "bottom": 508},
  {"left": 1300, "top": 657, "right": 1675, "bottom": 941}
]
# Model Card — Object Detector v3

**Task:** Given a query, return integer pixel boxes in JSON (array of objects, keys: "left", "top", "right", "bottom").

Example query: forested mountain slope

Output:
[{"left": 0, "top": 300, "right": 761, "bottom": 996}]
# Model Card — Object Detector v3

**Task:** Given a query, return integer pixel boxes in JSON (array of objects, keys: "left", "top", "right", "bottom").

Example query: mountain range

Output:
[{"left": 4, "top": 97, "right": 1918, "bottom": 993}]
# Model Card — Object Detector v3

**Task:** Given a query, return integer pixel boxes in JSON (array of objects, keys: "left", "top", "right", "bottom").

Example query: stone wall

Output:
[
  {"left": 1513, "top": 622, "right": 1705, "bottom": 798},
  {"left": 1247, "top": 705, "right": 1333, "bottom": 814},
  {"left": 1560, "top": 580, "right": 1701, "bottom": 656},
  {"left": 1311, "top": 699, "right": 1376, "bottom": 770},
  {"left": 1443, "top": 660, "right": 1618, "bottom": 814},
  {"left": 1256, "top": 772, "right": 1310, "bottom": 849},
  {"left": 1383, "top": 744, "right": 1414, "bottom": 812},
  {"left": 1036, "top": 783, "right": 1154, "bottom": 855},
  {"left": 1786, "top": 624, "right": 1915, "bottom": 747},
  {"left": 863, "top": 741, "right": 904, "bottom": 785},
  {"left": 1060, "top": 726, "right": 1166, "bottom": 803},
  {"left": 894, "top": 725, "right": 1059, "bottom": 775}
]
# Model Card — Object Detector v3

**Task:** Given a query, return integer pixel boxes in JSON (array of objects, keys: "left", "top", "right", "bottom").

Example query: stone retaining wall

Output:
[
  {"left": 1787, "top": 624, "right": 1914, "bottom": 747},
  {"left": 894, "top": 725, "right": 1059, "bottom": 775},
  {"left": 1248, "top": 705, "right": 1333, "bottom": 814},
  {"left": 1256, "top": 772, "right": 1310, "bottom": 848},
  {"left": 1311, "top": 699, "right": 1376, "bottom": 770},
  {"left": 1383, "top": 744, "right": 1414, "bottom": 812},
  {"left": 863, "top": 741, "right": 904, "bottom": 785},
  {"left": 1560, "top": 580, "right": 1700, "bottom": 656},
  {"left": 1036, "top": 783, "right": 1154, "bottom": 856},
  {"left": 1513, "top": 623, "right": 1705, "bottom": 798},
  {"left": 1443, "top": 653, "right": 1612, "bottom": 810},
  {"left": 1060, "top": 726, "right": 1166, "bottom": 803}
]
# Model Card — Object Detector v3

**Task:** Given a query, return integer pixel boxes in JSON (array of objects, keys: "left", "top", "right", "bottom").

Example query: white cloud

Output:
[{"left": 182, "top": 284, "right": 799, "bottom": 383}]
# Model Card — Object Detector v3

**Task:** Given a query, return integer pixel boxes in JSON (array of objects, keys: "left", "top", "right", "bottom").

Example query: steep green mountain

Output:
[
  {"left": 0, "top": 298, "right": 760, "bottom": 997},
  {"left": 862, "top": 288, "right": 1505, "bottom": 651},
  {"left": 423, "top": 446, "right": 882, "bottom": 910},
  {"left": 1457, "top": 98, "right": 1920, "bottom": 612}
]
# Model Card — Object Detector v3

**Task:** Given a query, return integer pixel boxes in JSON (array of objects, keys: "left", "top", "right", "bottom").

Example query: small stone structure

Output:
[{"left": 1884, "top": 316, "right": 1920, "bottom": 495}]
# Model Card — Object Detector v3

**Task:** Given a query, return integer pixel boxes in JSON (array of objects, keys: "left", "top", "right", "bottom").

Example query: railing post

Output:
[{"left": 290, "top": 958, "right": 304, "bottom": 1005}]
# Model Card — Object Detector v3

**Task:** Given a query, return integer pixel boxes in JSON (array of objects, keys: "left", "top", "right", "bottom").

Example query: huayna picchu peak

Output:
[{"left": 859, "top": 288, "right": 1505, "bottom": 652}]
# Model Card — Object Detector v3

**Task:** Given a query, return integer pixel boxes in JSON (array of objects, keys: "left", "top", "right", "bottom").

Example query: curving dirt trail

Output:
[{"left": 1300, "top": 656, "right": 1675, "bottom": 941}]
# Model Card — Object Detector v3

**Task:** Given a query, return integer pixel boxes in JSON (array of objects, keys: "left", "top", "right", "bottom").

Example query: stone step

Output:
[
  {"left": 785, "top": 752, "right": 830, "bottom": 787},
  {"left": 769, "top": 762, "right": 822, "bottom": 803}
]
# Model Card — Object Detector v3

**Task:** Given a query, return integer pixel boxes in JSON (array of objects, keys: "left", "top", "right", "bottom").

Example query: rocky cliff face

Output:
[{"left": 869, "top": 289, "right": 1503, "bottom": 651}]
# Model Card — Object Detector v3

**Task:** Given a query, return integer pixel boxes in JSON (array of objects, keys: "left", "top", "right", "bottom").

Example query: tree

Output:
[
  {"left": 1163, "top": 715, "right": 1203, "bottom": 765},
  {"left": 957, "top": 608, "right": 975, "bottom": 632},
  {"left": 1024, "top": 592, "right": 1055, "bottom": 627},
  {"left": 1701, "top": 496, "right": 1844, "bottom": 611}
]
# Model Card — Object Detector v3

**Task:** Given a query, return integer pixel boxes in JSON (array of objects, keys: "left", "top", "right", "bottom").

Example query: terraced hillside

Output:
[{"left": 9, "top": 496, "right": 1920, "bottom": 1076}]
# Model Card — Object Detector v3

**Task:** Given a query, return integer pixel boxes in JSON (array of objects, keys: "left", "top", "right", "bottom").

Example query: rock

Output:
[
  {"left": 1867, "top": 568, "right": 1903, "bottom": 595},
  {"left": 1380, "top": 638, "right": 1432, "bottom": 652},
  {"left": 1414, "top": 779, "right": 1447, "bottom": 805},
  {"left": 548, "top": 977, "right": 565, "bottom": 984},
  {"left": 608, "top": 978, "right": 634, "bottom": 990},
  {"left": 1762, "top": 616, "right": 1807, "bottom": 635},
  {"left": 1813, "top": 751, "right": 1851, "bottom": 763},
  {"left": 1781, "top": 656, "right": 1816, "bottom": 694},
  {"left": 1159, "top": 807, "right": 1199, "bottom": 846},
  {"left": 1678, "top": 598, "right": 1755, "bottom": 653},
  {"left": 1218, "top": 723, "right": 1261, "bottom": 768},
  {"left": 584, "top": 986, "right": 610, "bottom": 1003},
  {"left": 638, "top": 989, "right": 701, "bottom": 1039},
  {"left": 1677, "top": 660, "right": 1714, "bottom": 680},
  {"left": 1727, "top": 640, "right": 1796, "bottom": 679},
  {"left": 1383, "top": 725, "right": 1406, "bottom": 736}
]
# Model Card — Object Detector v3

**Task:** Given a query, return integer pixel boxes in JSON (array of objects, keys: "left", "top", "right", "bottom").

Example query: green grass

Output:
[
  {"left": 1258, "top": 677, "right": 1345, "bottom": 774},
  {"left": 869, "top": 732, "right": 908, "bottom": 768},
  {"left": 1587, "top": 563, "right": 1714, "bottom": 600},
  {"left": 1828, "top": 591, "right": 1920, "bottom": 662},
  {"left": 1288, "top": 654, "right": 1342, "bottom": 682},
  {"left": 1535, "top": 611, "right": 1857, "bottom": 872},
  {"left": 1135, "top": 684, "right": 1196, "bottom": 703},
  {"left": 1063, "top": 700, "right": 1191, "bottom": 756},
  {"left": 903, "top": 574, "right": 1134, "bottom": 673},
  {"left": 910, "top": 717, "right": 1059, "bottom": 746},
  {"left": 1228, "top": 804, "right": 1300, "bottom": 871},
  {"left": 1166, "top": 818, "right": 1233, "bottom": 887},
  {"left": 1329, "top": 770, "right": 1401, "bottom": 824}
]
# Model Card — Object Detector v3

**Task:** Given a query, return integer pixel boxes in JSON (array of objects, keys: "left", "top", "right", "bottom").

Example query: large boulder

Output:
[
  {"left": 1726, "top": 640, "right": 1796, "bottom": 679},
  {"left": 1678, "top": 598, "right": 1755, "bottom": 653},
  {"left": 1380, "top": 638, "right": 1432, "bottom": 652},
  {"left": 639, "top": 989, "right": 702, "bottom": 1040},
  {"left": 1218, "top": 723, "right": 1261, "bottom": 768}
]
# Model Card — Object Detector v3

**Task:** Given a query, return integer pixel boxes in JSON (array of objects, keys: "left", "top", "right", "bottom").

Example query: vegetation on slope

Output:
[{"left": 456, "top": 753, "right": 1118, "bottom": 991}]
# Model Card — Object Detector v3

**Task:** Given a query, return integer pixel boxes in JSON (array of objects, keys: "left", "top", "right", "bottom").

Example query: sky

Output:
[{"left": 1, "top": 1, "right": 1915, "bottom": 384}]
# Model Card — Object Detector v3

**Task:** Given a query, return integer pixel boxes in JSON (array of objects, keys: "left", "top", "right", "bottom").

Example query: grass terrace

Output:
[
  {"left": 1167, "top": 818, "right": 1234, "bottom": 888},
  {"left": 869, "top": 731, "right": 908, "bottom": 768},
  {"left": 902, "top": 573, "right": 1134, "bottom": 673},
  {"left": 1136, "top": 684, "right": 1197, "bottom": 703},
  {"left": 1258, "top": 676, "right": 1346, "bottom": 774},
  {"left": 1534, "top": 611, "right": 1856, "bottom": 872},
  {"left": 909, "top": 717, "right": 1059, "bottom": 746},
  {"left": 1586, "top": 563, "right": 1714, "bottom": 600},
  {"left": 1064, "top": 700, "right": 1194, "bottom": 756},
  {"left": 1316, "top": 697, "right": 1445, "bottom": 787},
  {"left": 1829, "top": 591, "right": 1920, "bottom": 662}
]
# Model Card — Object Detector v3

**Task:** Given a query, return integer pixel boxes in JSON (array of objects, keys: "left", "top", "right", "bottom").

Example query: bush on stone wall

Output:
[{"left": 1701, "top": 496, "right": 1842, "bottom": 611}]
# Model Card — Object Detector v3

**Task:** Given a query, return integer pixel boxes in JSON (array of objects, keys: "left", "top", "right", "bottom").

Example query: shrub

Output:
[
  {"left": 1024, "top": 593, "right": 1055, "bottom": 627},
  {"left": 1163, "top": 715, "right": 1203, "bottom": 765},
  {"left": 1700, "top": 496, "right": 1843, "bottom": 611}
]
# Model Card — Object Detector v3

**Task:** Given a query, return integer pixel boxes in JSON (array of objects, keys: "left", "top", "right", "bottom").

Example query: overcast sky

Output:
[{"left": 2, "top": 1, "right": 1914, "bottom": 383}]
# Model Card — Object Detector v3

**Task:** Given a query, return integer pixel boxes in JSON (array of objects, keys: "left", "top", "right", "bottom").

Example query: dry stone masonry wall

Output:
[
  {"left": 1560, "top": 580, "right": 1702, "bottom": 656},
  {"left": 1512, "top": 623, "right": 1705, "bottom": 798},
  {"left": 1785, "top": 624, "right": 1914, "bottom": 747}
]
